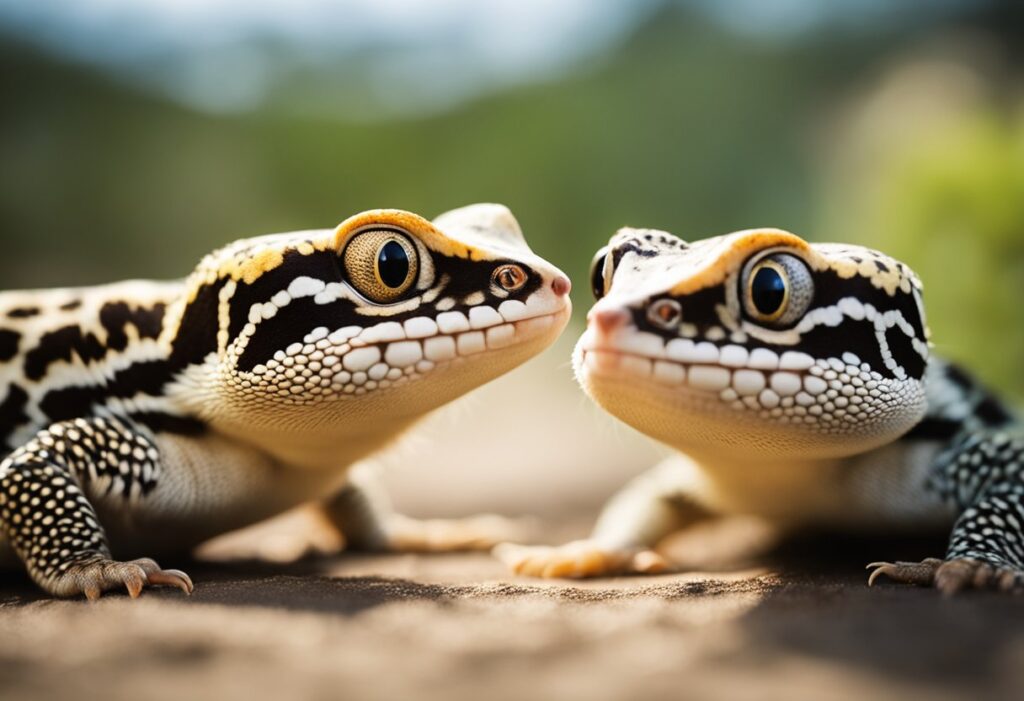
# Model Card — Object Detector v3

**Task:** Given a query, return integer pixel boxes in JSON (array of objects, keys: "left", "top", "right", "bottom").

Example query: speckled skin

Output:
[
  {"left": 0, "top": 204, "right": 571, "bottom": 598},
  {"left": 496, "top": 227, "right": 1022, "bottom": 594}
]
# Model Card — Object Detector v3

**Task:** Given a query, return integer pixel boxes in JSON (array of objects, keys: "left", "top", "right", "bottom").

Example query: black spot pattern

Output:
[
  {"left": 23, "top": 325, "right": 107, "bottom": 380},
  {"left": 976, "top": 397, "right": 1015, "bottom": 427},
  {"left": 928, "top": 430, "right": 1024, "bottom": 576},
  {"left": 944, "top": 363, "right": 975, "bottom": 390},
  {"left": 0, "top": 329, "right": 19, "bottom": 361},
  {"left": 22, "top": 302, "right": 167, "bottom": 381},
  {"left": 6, "top": 306, "right": 40, "bottom": 319},
  {"left": 129, "top": 412, "right": 206, "bottom": 436},
  {"left": 99, "top": 301, "right": 165, "bottom": 352},
  {"left": 38, "top": 359, "right": 177, "bottom": 424},
  {"left": 0, "top": 384, "right": 29, "bottom": 451},
  {"left": 0, "top": 416, "right": 162, "bottom": 593},
  {"left": 903, "top": 416, "right": 965, "bottom": 441}
]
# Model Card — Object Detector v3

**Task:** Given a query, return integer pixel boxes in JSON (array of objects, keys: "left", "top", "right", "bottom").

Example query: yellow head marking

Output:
[
  {"left": 333, "top": 210, "right": 478, "bottom": 261},
  {"left": 667, "top": 229, "right": 814, "bottom": 296}
]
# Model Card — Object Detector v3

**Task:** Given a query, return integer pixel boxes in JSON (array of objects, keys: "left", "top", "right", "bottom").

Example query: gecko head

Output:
[
  {"left": 574, "top": 227, "right": 930, "bottom": 460},
  {"left": 170, "top": 204, "right": 570, "bottom": 435}
]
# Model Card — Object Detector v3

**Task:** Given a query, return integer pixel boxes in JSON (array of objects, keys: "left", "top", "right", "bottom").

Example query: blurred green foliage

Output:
[
  {"left": 0, "top": 6, "right": 1021, "bottom": 400},
  {"left": 0, "top": 9, "right": 880, "bottom": 286},
  {"left": 826, "top": 107, "right": 1024, "bottom": 400}
]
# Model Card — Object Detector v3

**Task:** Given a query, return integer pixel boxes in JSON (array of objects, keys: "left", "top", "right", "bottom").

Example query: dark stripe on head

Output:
[
  {"left": 611, "top": 243, "right": 658, "bottom": 270},
  {"left": 227, "top": 250, "right": 341, "bottom": 344},
  {"left": 790, "top": 318, "right": 894, "bottom": 379},
  {"left": 631, "top": 285, "right": 726, "bottom": 339},
  {"left": 235, "top": 253, "right": 543, "bottom": 373},
  {"left": 169, "top": 279, "right": 226, "bottom": 372},
  {"left": 884, "top": 325, "right": 926, "bottom": 380},
  {"left": 810, "top": 268, "right": 926, "bottom": 342}
]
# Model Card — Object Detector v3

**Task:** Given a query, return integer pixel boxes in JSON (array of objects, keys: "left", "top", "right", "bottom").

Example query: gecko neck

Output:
[
  {"left": 211, "top": 417, "right": 421, "bottom": 471},
  {"left": 685, "top": 448, "right": 845, "bottom": 519}
]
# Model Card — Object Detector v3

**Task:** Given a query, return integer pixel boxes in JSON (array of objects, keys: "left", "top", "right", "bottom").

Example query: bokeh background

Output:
[
  {"left": 2, "top": 0, "right": 1022, "bottom": 400},
  {"left": 3, "top": 8, "right": 1024, "bottom": 700},
  {"left": 1, "top": 0, "right": 1023, "bottom": 522}
]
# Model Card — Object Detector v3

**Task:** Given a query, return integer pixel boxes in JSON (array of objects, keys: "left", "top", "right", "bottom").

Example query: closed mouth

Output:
[
  {"left": 244, "top": 303, "right": 571, "bottom": 399},
  {"left": 578, "top": 331, "right": 886, "bottom": 420}
]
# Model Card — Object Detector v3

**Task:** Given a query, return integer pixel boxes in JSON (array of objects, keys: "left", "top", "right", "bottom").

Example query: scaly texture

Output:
[
  {"left": 0, "top": 204, "right": 571, "bottom": 598},
  {"left": 497, "top": 226, "right": 1021, "bottom": 594}
]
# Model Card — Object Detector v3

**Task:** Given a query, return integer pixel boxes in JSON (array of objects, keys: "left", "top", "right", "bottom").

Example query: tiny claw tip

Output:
[{"left": 867, "top": 568, "right": 887, "bottom": 587}]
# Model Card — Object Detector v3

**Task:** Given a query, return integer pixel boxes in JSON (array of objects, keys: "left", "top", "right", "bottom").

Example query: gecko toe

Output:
[
  {"left": 866, "top": 558, "right": 942, "bottom": 587},
  {"left": 55, "top": 557, "right": 193, "bottom": 600},
  {"left": 146, "top": 568, "right": 195, "bottom": 595},
  {"left": 496, "top": 539, "right": 669, "bottom": 579},
  {"left": 871, "top": 556, "right": 1024, "bottom": 595}
]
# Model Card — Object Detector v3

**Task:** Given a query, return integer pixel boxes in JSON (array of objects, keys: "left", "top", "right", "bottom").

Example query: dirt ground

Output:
[
  {"left": 1, "top": 536, "right": 1022, "bottom": 701},
  {"left": 1, "top": 340, "right": 1022, "bottom": 701}
]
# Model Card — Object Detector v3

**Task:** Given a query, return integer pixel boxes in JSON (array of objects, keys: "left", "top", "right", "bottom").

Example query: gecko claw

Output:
[
  {"left": 56, "top": 557, "right": 194, "bottom": 600},
  {"left": 145, "top": 568, "right": 194, "bottom": 595},
  {"left": 866, "top": 558, "right": 943, "bottom": 587},
  {"left": 867, "top": 557, "right": 1024, "bottom": 595}
]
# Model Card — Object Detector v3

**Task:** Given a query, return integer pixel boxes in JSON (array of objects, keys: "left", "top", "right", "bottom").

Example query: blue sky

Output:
[{"left": 0, "top": 0, "right": 974, "bottom": 115}]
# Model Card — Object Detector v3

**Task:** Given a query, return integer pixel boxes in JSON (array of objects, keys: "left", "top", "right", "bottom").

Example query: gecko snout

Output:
[
  {"left": 551, "top": 275, "right": 571, "bottom": 297},
  {"left": 587, "top": 306, "right": 630, "bottom": 335}
]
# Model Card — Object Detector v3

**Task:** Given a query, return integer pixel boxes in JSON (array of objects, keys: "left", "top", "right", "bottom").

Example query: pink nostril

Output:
[
  {"left": 588, "top": 307, "right": 630, "bottom": 334},
  {"left": 551, "top": 275, "right": 571, "bottom": 297}
]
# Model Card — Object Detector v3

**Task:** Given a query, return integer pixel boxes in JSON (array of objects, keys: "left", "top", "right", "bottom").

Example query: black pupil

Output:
[
  {"left": 590, "top": 254, "right": 607, "bottom": 300},
  {"left": 378, "top": 240, "right": 409, "bottom": 288},
  {"left": 751, "top": 265, "right": 786, "bottom": 316}
]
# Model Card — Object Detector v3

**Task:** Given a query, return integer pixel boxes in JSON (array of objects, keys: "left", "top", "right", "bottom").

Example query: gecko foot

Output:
[
  {"left": 384, "top": 513, "right": 537, "bottom": 553},
  {"left": 493, "top": 539, "right": 670, "bottom": 579},
  {"left": 52, "top": 556, "right": 194, "bottom": 601},
  {"left": 867, "top": 557, "right": 1024, "bottom": 595}
]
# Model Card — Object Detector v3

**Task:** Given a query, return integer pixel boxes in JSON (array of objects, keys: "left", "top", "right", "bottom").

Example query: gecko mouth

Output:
[
  {"left": 246, "top": 305, "right": 571, "bottom": 399},
  {"left": 577, "top": 330, "right": 888, "bottom": 422}
]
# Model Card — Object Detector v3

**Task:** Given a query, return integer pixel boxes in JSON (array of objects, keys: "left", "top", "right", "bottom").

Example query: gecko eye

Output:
[
  {"left": 492, "top": 264, "right": 527, "bottom": 292},
  {"left": 741, "top": 252, "right": 813, "bottom": 327},
  {"left": 647, "top": 298, "right": 682, "bottom": 330},
  {"left": 343, "top": 229, "right": 419, "bottom": 303},
  {"left": 589, "top": 247, "right": 612, "bottom": 301}
]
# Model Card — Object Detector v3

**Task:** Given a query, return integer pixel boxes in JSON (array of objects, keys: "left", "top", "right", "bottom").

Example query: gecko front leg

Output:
[
  {"left": 0, "top": 416, "right": 192, "bottom": 600},
  {"left": 869, "top": 430, "right": 1024, "bottom": 594},
  {"left": 327, "top": 468, "right": 532, "bottom": 554},
  {"left": 494, "top": 455, "right": 711, "bottom": 578}
]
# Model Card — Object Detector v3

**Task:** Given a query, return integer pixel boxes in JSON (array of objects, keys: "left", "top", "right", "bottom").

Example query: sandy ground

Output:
[
  {"left": 1, "top": 337, "right": 1023, "bottom": 701},
  {"left": 1, "top": 539, "right": 1023, "bottom": 701}
]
